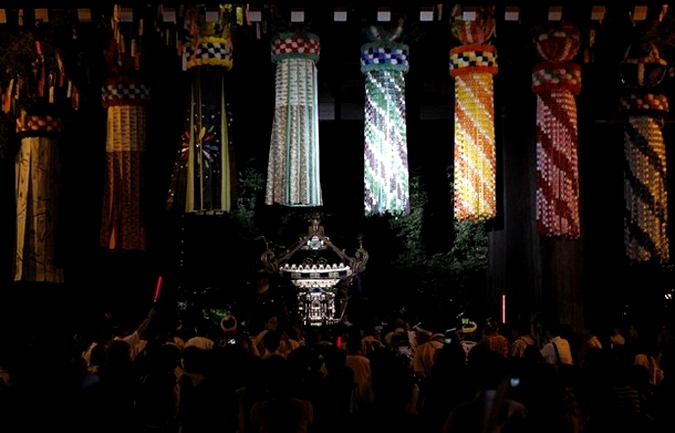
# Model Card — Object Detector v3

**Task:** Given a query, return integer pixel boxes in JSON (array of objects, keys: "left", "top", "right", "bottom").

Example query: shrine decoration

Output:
[
  {"left": 101, "top": 4, "right": 150, "bottom": 250},
  {"left": 449, "top": 5, "right": 498, "bottom": 221},
  {"left": 260, "top": 211, "right": 368, "bottom": 326},
  {"left": 265, "top": 30, "right": 322, "bottom": 207},
  {"left": 532, "top": 22, "right": 582, "bottom": 238},
  {"left": 361, "top": 20, "right": 410, "bottom": 215},
  {"left": 167, "top": 5, "right": 237, "bottom": 214},
  {"left": 3, "top": 26, "right": 81, "bottom": 282},
  {"left": 620, "top": 43, "right": 670, "bottom": 262}
]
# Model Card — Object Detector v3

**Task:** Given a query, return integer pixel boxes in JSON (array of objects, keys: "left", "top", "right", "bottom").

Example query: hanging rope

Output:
[
  {"left": 620, "top": 44, "right": 669, "bottom": 262},
  {"left": 361, "top": 22, "right": 410, "bottom": 215},
  {"left": 265, "top": 32, "right": 322, "bottom": 207},
  {"left": 449, "top": 6, "right": 498, "bottom": 221},
  {"left": 532, "top": 22, "right": 582, "bottom": 238}
]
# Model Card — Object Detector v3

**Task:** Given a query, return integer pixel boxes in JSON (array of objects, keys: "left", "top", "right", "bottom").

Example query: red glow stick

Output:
[
  {"left": 154, "top": 276, "right": 163, "bottom": 302},
  {"left": 502, "top": 294, "right": 506, "bottom": 324},
  {"left": 336, "top": 336, "right": 343, "bottom": 349}
]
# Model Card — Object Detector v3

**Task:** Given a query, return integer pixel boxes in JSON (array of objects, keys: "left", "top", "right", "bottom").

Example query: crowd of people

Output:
[{"left": 0, "top": 305, "right": 674, "bottom": 433}]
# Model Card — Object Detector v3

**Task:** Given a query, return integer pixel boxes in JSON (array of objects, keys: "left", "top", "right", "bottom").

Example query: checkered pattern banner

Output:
[
  {"left": 449, "top": 45, "right": 497, "bottom": 76},
  {"left": 102, "top": 81, "right": 151, "bottom": 107},
  {"left": 185, "top": 41, "right": 233, "bottom": 69},
  {"left": 620, "top": 93, "right": 669, "bottom": 114},
  {"left": 271, "top": 34, "right": 320, "bottom": 63},
  {"left": 16, "top": 115, "right": 64, "bottom": 134},
  {"left": 532, "top": 63, "right": 582, "bottom": 95},
  {"left": 360, "top": 43, "right": 409, "bottom": 73}
]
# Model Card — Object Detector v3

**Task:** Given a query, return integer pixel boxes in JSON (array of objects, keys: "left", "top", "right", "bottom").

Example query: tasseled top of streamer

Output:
[
  {"left": 364, "top": 19, "right": 404, "bottom": 43},
  {"left": 271, "top": 32, "right": 320, "bottom": 63},
  {"left": 360, "top": 19, "right": 409, "bottom": 73},
  {"left": 620, "top": 43, "right": 668, "bottom": 89},
  {"left": 450, "top": 5, "right": 496, "bottom": 45},
  {"left": 534, "top": 22, "right": 580, "bottom": 62},
  {"left": 182, "top": 5, "right": 234, "bottom": 70}
]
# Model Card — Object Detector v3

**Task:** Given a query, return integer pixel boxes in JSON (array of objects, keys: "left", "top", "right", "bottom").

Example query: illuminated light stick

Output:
[
  {"left": 154, "top": 276, "right": 163, "bottom": 302},
  {"left": 167, "top": 6, "right": 236, "bottom": 213},
  {"left": 265, "top": 32, "right": 322, "bottom": 207},
  {"left": 620, "top": 44, "right": 670, "bottom": 262},
  {"left": 501, "top": 294, "right": 506, "bottom": 324},
  {"left": 361, "top": 23, "right": 410, "bottom": 215},
  {"left": 449, "top": 6, "right": 498, "bottom": 221},
  {"left": 532, "top": 22, "right": 582, "bottom": 238}
]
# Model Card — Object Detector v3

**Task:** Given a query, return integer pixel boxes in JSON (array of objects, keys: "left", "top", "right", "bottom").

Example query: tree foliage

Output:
[{"left": 360, "top": 173, "right": 489, "bottom": 324}]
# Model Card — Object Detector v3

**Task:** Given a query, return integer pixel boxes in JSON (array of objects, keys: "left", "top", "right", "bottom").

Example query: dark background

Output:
[{"left": 1, "top": 2, "right": 675, "bottom": 339}]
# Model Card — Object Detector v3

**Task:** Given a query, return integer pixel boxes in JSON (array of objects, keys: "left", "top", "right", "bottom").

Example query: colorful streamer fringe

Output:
[
  {"left": 450, "top": 6, "right": 498, "bottom": 221},
  {"left": 532, "top": 23, "right": 582, "bottom": 238},
  {"left": 620, "top": 45, "right": 670, "bottom": 262},
  {"left": 100, "top": 77, "right": 149, "bottom": 251},
  {"left": 361, "top": 32, "right": 410, "bottom": 215},
  {"left": 167, "top": 9, "right": 236, "bottom": 213},
  {"left": 265, "top": 33, "right": 322, "bottom": 207},
  {"left": 14, "top": 113, "right": 64, "bottom": 283}
]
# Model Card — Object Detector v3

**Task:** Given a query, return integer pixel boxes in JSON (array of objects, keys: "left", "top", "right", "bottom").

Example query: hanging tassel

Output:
[
  {"left": 532, "top": 22, "right": 582, "bottom": 238},
  {"left": 266, "top": 32, "right": 323, "bottom": 207},
  {"left": 450, "top": 6, "right": 498, "bottom": 222},
  {"left": 620, "top": 44, "right": 670, "bottom": 262},
  {"left": 361, "top": 28, "right": 410, "bottom": 215}
]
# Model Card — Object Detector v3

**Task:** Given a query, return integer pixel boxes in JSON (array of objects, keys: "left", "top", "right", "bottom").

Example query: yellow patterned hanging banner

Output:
[{"left": 449, "top": 5, "right": 498, "bottom": 221}]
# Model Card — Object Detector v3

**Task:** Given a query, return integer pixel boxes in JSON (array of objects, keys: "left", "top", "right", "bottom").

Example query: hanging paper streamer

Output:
[
  {"left": 100, "top": 77, "right": 150, "bottom": 250},
  {"left": 532, "top": 23, "right": 582, "bottom": 238},
  {"left": 449, "top": 6, "right": 498, "bottom": 221},
  {"left": 14, "top": 113, "right": 64, "bottom": 283},
  {"left": 265, "top": 32, "right": 322, "bottom": 207},
  {"left": 361, "top": 23, "right": 410, "bottom": 215},
  {"left": 8, "top": 37, "right": 79, "bottom": 283},
  {"left": 100, "top": 6, "right": 149, "bottom": 251},
  {"left": 167, "top": 6, "right": 236, "bottom": 213},
  {"left": 620, "top": 44, "right": 669, "bottom": 262}
]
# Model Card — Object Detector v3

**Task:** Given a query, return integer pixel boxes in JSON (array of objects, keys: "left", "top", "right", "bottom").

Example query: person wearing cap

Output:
[
  {"left": 459, "top": 321, "right": 479, "bottom": 365},
  {"left": 215, "top": 314, "right": 241, "bottom": 349},
  {"left": 479, "top": 318, "right": 510, "bottom": 358}
]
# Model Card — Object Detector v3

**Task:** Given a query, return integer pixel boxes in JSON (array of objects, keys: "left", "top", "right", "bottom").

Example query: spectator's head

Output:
[
  {"left": 523, "top": 344, "right": 544, "bottom": 363},
  {"left": 220, "top": 315, "right": 237, "bottom": 337},
  {"left": 263, "top": 329, "right": 282, "bottom": 354},
  {"left": 545, "top": 320, "right": 562, "bottom": 338},
  {"left": 469, "top": 345, "right": 508, "bottom": 390},
  {"left": 372, "top": 364, "right": 416, "bottom": 412},
  {"left": 181, "top": 346, "right": 206, "bottom": 374},
  {"left": 264, "top": 315, "right": 279, "bottom": 332},
  {"left": 512, "top": 320, "right": 531, "bottom": 338},
  {"left": 484, "top": 318, "right": 500, "bottom": 334},
  {"left": 262, "top": 355, "right": 291, "bottom": 398},
  {"left": 324, "top": 346, "right": 347, "bottom": 375},
  {"left": 346, "top": 328, "right": 363, "bottom": 353}
]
